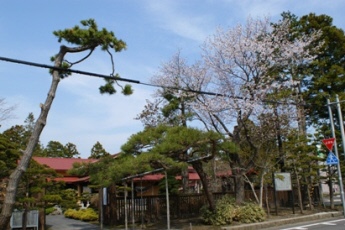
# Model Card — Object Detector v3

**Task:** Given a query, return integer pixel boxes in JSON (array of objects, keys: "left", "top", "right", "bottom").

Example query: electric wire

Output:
[{"left": 0, "top": 56, "right": 300, "bottom": 106}]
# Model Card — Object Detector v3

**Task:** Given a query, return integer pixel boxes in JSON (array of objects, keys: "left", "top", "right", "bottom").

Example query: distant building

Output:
[{"left": 32, "top": 157, "right": 96, "bottom": 196}]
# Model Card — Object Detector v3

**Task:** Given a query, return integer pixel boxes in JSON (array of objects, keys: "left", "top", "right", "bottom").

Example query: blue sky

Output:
[{"left": 0, "top": 1, "right": 344, "bottom": 158}]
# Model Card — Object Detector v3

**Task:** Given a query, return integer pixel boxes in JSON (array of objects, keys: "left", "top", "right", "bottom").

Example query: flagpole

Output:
[{"left": 327, "top": 98, "right": 345, "bottom": 216}]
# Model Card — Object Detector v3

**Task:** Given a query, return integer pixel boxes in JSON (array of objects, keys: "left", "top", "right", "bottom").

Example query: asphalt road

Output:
[
  {"left": 266, "top": 217, "right": 345, "bottom": 230},
  {"left": 46, "top": 215, "right": 101, "bottom": 230}
]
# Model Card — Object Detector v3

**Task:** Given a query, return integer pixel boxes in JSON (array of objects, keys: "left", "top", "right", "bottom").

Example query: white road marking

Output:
[
  {"left": 280, "top": 219, "right": 345, "bottom": 230},
  {"left": 320, "top": 221, "right": 336, "bottom": 225}
]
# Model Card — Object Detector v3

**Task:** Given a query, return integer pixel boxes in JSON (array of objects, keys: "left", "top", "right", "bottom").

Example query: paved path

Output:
[{"left": 46, "top": 215, "right": 102, "bottom": 230}]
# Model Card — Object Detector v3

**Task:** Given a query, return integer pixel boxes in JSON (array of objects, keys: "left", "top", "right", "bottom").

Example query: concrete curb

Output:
[{"left": 221, "top": 211, "right": 342, "bottom": 230}]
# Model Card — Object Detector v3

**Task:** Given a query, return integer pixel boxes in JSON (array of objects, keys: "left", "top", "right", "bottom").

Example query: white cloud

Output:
[
  {"left": 145, "top": 1, "right": 213, "bottom": 42},
  {"left": 38, "top": 74, "right": 153, "bottom": 157}
]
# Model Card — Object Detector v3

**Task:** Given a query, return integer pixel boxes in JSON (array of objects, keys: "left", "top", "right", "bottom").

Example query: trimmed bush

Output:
[
  {"left": 64, "top": 208, "right": 98, "bottom": 222},
  {"left": 64, "top": 209, "right": 79, "bottom": 219},
  {"left": 79, "top": 208, "right": 98, "bottom": 221},
  {"left": 236, "top": 202, "right": 266, "bottom": 223},
  {"left": 45, "top": 207, "right": 55, "bottom": 215},
  {"left": 201, "top": 195, "right": 266, "bottom": 226}
]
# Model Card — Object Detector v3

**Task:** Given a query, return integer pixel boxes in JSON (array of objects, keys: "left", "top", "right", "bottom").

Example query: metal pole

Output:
[
  {"left": 124, "top": 183, "right": 128, "bottom": 230},
  {"left": 327, "top": 98, "right": 345, "bottom": 216},
  {"left": 131, "top": 180, "right": 135, "bottom": 229},
  {"left": 336, "top": 95, "right": 345, "bottom": 158},
  {"left": 165, "top": 171, "right": 170, "bottom": 230},
  {"left": 100, "top": 188, "right": 103, "bottom": 230}
]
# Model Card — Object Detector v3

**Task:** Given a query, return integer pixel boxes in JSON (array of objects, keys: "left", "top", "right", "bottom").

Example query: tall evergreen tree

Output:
[
  {"left": 89, "top": 141, "right": 110, "bottom": 159},
  {"left": 280, "top": 12, "right": 345, "bottom": 125},
  {"left": 0, "top": 19, "right": 131, "bottom": 229}
]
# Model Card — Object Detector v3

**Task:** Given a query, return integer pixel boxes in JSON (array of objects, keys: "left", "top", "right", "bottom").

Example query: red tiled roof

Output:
[
  {"left": 176, "top": 172, "right": 200, "bottom": 180},
  {"left": 133, "top": 174, "right": 165, "bottom": 181},
  {"left": 132, "top": 172, "right": 201, "bottom": 182},
  {"left": 33, "top": 157, "right": 95, "bottom": 171},
  {"left": 53, "top": 176, "right": 90, "bottom": 184}
]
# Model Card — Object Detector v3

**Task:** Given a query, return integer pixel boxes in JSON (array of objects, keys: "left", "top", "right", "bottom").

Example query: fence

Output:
[
  {"left": 104, "top": 190, "right": 291, "bottom": 225},
  {"left": 10, "top": 210, "right": 39, "bottom": 230}
]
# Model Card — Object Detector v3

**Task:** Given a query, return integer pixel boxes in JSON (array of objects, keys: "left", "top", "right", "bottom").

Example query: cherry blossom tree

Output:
[
  {"left": 195, "top": 16, "right": 322, "bottom": 203},
  {"left": 136, "top": 52, "right": 211, "bottom": 192},
  {"left": 138, "top": 16, "right": 322, "bottom": 204}
]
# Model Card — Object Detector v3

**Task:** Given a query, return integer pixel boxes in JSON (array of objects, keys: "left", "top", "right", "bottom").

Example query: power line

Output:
[
  {"left": 0, "top": 56, "right": 298, "bottom": 106},
  {"left": 0, "top": 56, "right": 140, "bottom": 84},
  {"left": 0, "top": 55, "right": 233, "bottom": 97}
]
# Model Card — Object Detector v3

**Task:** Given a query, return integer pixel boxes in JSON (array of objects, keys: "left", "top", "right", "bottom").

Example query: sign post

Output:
[
  {"left": 326, "top": 97, "right": 345, "bottom": 216},
  {"left": 273, "top": 172, "right": 294, "bottom": 215}
]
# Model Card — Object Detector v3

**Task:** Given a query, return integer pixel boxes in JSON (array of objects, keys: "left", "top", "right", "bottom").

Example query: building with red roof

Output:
[{"left": 32, "top": 157, "right": 96, "bottom": 196}]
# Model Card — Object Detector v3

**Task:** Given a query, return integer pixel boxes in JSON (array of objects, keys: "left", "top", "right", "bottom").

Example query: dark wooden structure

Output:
[{"left": 102, "top": 189, "right": 291, "bottom": 226}]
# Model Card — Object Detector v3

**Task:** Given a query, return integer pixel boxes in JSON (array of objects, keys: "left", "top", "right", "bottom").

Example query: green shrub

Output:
[
  {"left": 45, "top": 207, "right": 55, "bottom": 215},
  {"left": 64, "top": 208, "right": 98, "bottom": 222},
  {"left": 79, "top": 208, "right": 98, "bottom": 221},
  {"left": 201, "top": 195, "right": 266, "bottom": 226},
  {"left": 236, "top": 203, "right": 267, "bottom": 223},
  {"left": 64, "top": 209, "right": 78, "bottom": 219}
]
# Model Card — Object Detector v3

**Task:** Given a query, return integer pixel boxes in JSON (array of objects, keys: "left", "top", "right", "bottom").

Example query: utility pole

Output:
[{"left": 327, "top": 97, "right": 345, "bottom": 216}]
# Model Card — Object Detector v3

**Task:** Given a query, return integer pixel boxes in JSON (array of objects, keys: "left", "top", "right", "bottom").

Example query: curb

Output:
[{"left": 220, "top": 211, "right": 342, "bottom": 230}]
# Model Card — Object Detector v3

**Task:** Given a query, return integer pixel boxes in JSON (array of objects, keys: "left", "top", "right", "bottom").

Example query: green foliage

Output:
[
  {"left": 122, "top": 125, "right": 229, "bottom": 161},
  {"left": 53, "top": 19, "right": 126, "bottom": 51},
  {"left": 45, "top": 207, "right": 55, "bottom": 215},
  {"left": 52, "top": 18, "right": 132, "bottom": 95},
  {"left": 43, "top": 195, "right": 62, "bottom": 204},
  {"left": 64, "top": 209, "right": 78, "bottom": 219},
  {"left": 236, "top": 203, "right": 267, "bottom": 223},
  {"left": 122, "top": 84, "right": 133, "bottom": 95},
  {"left": 158, "top": 174, "right": 180, "bottom": 195},
  {"left": 59, "top": 189, "right": 79, "bottom": 210},
  {"left": 0, "top": 133, "right": 20, "bottom": 178},
  {"left": 2, "top": 114, "right": 45, "bottom": 157},
  {"left": 42, "top": 140, "right": 80, "bottom": 158},
  {"left": 279, "top": 12, "right": 345, "bottom": 125},
  {"left": 283, "top": 129, "right": 323, "bottom": 182},
  {"left": 64, "top": 208, "right": 98, "bottom": 222},
  {"left": 81, "top": 125, "right": 230, "bottom": 189},
  {"left": 98, "top": 77, "right": 133, "bottom": 96},
  {"left": 15, "top": 159, "right": 59, "bottom": 210},
  {"left": 89, "top": 141, "right": 110, "bottom": 159},
  {"left": 201, "top": 195, "right": 266, "bottom": 226}
]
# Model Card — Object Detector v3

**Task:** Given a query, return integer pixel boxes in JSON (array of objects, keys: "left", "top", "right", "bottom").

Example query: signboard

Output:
[
  {"left": 322, "top": 138, "right": 335, "bottom": 151},
  {"left": 326, "top": 152, "right": 339, "bottom": 165},
  {"left": 10, "top": 210, "right": 39, "bottom": 229},
  {"left": 274, "top": 172, "right": 292, "bottom": 191}
]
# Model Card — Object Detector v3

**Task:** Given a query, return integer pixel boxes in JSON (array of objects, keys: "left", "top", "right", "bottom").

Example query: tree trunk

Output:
[
  {"left": 39, "top": 208, "right": 45, "bottom": 230},
  {"left": 234, "top": 172, "right": 245, "bottom": 204},
  {"left": 259, "top": 171, "right": 266, "bottom": 207},
  {"left": 293, "top": 164, "right": 304, "bottom": 214},
  {"left": 305, "top": 176, "right": 314, "bottom": 210},
  {"left": 22, "top": 207, "right": 27, "bottom": 230},
  {"left": 181, "top": 168, "right": 189, "bottom": 193},
  {"left": 328, "top": 166, "right": 334, "bottom": 209},
  {"left": 244, "top": 174, "right": 259, "bottom": 204},
  {"left": 0, "top": 47, "right": 66, "bottom": 230},
  {"left": 265, "top": 183, "right": 270, "bottom": 217},
  {"left": 191, "top": 161, "right": 216, "bottom": 211}
]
